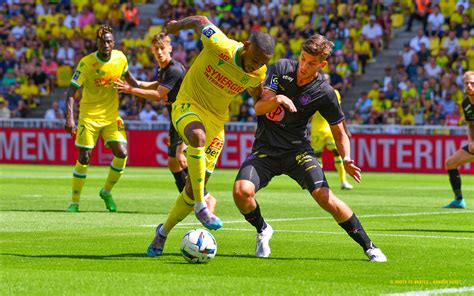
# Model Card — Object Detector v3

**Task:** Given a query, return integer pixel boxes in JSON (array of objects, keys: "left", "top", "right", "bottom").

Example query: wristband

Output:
[{"left": 343, "top": 156, "right": 352, "bottom": 162}]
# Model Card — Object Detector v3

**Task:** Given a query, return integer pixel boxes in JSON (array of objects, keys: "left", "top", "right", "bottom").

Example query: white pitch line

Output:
[
  {"left": 170, "top": 227, "right": 474, "bottom": 241},
  {"left": 383, "top": 286, "right": 474, "bottom": 296},
  {"left": 141, "top": 210, "right": 474, "bottom": 241},
  {"left": 142, "top": 210, "right": 474, "bottom": 227}
]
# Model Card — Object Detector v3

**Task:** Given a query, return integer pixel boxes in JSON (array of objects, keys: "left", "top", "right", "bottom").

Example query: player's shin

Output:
[
  {"left": 163, "top": 190, "right": 194, "bottom": 235},
  {"left": 448, "top": 169, "right": 463, "bottom": 200},
  {"left": 338, "top": 214, "right": 375, "bottom": 251},
  {"left": 172, "top": 170, "right": 187, "bottom": 192},
  {"left": 186, "top": 146, "right": 206, "bottom": 210},
  {"left": 243, "top": 202, "right": 267, "bottom": 233},
  {"left": 72, "top": 161, "right": 88, "bottom": 203},
  {"left": 104, "top": 156, "right": 127, "bottom": 192}
]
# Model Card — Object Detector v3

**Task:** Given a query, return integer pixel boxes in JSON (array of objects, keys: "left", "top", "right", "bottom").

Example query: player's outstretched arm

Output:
[
  {"left": 254, "top": 88, "right": 297, "bottom": 115},
  {"left": 468, "top": 123, "right": 474, "bottom": 152},
  {"left": 114, "top": 78, "right": 170, "bottom": 102},
  {"left": 330, "top": 122, "right": 362, "bottom": 183},
  {"left": 165, "top": 15, "right": 212, "bottom": 35},
  {"left": 64, "top": 85, "right": 77, "bottom": 135}
]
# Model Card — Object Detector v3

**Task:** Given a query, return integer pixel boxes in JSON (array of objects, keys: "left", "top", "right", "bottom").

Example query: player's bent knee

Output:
[
  {"left": 233, "top": 181, "right": 255, "bottom": 202},
  {"left": 114, "top": 150, "right": 128, "bottom": 159},
  {"left": 184, "top": 123, "right": 206, "bottom": 147}
]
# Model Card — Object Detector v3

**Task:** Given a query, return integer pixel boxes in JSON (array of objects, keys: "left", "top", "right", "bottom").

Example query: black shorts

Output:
[
  {"left": 167, "top": 105, "right": 184, "bottom": 157},
  {"left": 462, "top": 144, "right": 474, "bottom": 155},
  {"left": 236, "top": 150, "right": 329, "bottom": 193}
]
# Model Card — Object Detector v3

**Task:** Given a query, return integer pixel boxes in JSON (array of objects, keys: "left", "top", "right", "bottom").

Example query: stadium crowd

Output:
[
  {"left": 0, "top": 0, "right": 472, "bottom": 126},
  {"left": 349, "top": 0, "right": 473, "bottom": 126}
]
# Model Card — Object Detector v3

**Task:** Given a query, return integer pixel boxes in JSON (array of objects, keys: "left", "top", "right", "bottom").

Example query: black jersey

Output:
[
  {"left": 253, "top": 59, "right": 344, "bottom": 155},
  {"left": 157, "top": 59, "right": 186, "bottom": 104},
  {"left": 461, "top": 97, "right": 474, "bottom": 123}
]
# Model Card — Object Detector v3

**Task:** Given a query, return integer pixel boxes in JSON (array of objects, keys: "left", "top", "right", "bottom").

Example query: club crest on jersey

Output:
[
  {"left": 72, "top": 70, "right": 81, "bottom": 81},
  {"left": 299, "top": 93, "right": 312, "bottom": 105},
  {"left": 269, "top": 75, "right": 279, "bottom": 91},
  {"left": 241, "top": 75, "right": 250, "bottom": 84},
  {"left": 203, "top": 27, "right": 216, "bottom": 38}
]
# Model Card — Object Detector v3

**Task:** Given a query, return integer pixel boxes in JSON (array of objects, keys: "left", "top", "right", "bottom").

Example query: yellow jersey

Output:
[
  {"left": 311, "top": 89, "right": 342, "bottom": 134},
  {"left": 70, "top": 50, "right": 128, "bottom": 122},
  {"left": 177, "top": 24, "right": 267, "bottom": 122}
]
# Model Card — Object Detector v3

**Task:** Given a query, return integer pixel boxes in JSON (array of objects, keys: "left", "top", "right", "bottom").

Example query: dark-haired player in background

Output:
[
  {"left": 233, "top": 34, "right": 387, "bottom": 262},
  {"left": 115, "top": 33, "right": 216, "bottom": 211},
  {"left": 146, "top": 15, "right": 274, "bottom": 257},
  {"left": 443, "top": 71, "right": 474, "bottom": 209},
  {"left": 65, "top": 25, "right": 139, "bottom": 212}
]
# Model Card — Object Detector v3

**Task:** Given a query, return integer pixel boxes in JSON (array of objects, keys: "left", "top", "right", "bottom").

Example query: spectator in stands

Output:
[
  {"left": 1, "top": 69, "right": 16, "bottom": 87},
  {"left": 11, "top": 99, "right": 28, "bottom": 118},
  {"left": 439, "top": 93, "right": 457, "bottom": 115},
  {"left": 108, "top": 3, "right": 122, "bottom": 31},
  {"left": 410, "top": 28, "right": 430, "bottom": 52},
  {"left": 44, "top": 101, "right": 64, "bottom": 120},
  {"left": 377, "top": 9, "right": 392, "bottom": 49},
  {"left": 424, "top": 56, "right": 442, "bottom": 78},
  {"left": 5, "top": 85, "right": 21, "bottom": 111},
  {"left": 354, "top": 91, "right": 372, "bottom": 121},
  {"left": 31, "top": 65, "right": 50, "bottom": 96},
  {"left": 78, "top": 5, "right": 95, "bottom": 29},
  {"left": 400, "top": 104, "right": 415, "bottom": 125},
  {"left": 183, "top": 31, "right": 199, "bottom": 53},
  {"left": 139, "top": 102, "right": 159, "bottom": 122},
  {"left": 417, "top": 42, "right": 431, "bottom": 64},
  {"left": 443, "top": 30, "right": 459, "bottom": 56},
  {"left": 0, "top": 96, "right": 10, "bottom": 119},
  {"left": 406, "top": 55, "right": 421, "bottom": 81},
  {"left": 57, "top": 40, "right": 75, "bottom": 66},
  {"left": 64, "top": 6, "right": 79, "bottom": 28},
  {"left": 426, "top": 104, "right": 445, "bottom": 125},
  {"left": 122, "top": 0, "right": 139, "bottom": 31},
  {"left": 128, "top": 56, "right": 143, "bottom": 78},
  {"left": 427, "top": 5, "right": 445, "bottom": 37},
  {"left": 406, "top": 0, "right": 431, "bottom": 33},
  {"left": 362, "top": 15, "right": 383, "bottom": 57},
  {"left": 445, "top": 104, "right": 462, "bottom": 126},
  {"left": 399, "top": 43, "right": 416, "bottom": 67},
  {"left": 329, "top": 63, "right": 344, "bottom": 92}
]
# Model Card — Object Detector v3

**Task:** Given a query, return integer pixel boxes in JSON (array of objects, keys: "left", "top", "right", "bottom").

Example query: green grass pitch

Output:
[{"left": 1, "top": 164, "right": 473, "bottom": 295}]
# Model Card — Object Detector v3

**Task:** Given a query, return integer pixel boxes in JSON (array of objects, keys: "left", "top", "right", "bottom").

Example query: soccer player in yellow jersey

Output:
[
  {"left": 146, "top": 15, "right": 274, "bottom": 257},
  {"left": 311, "top": 74, "right": 353, "bottom": 190},
  {"left": 64, "top": 25, "right": 138, "bottom": 212}
]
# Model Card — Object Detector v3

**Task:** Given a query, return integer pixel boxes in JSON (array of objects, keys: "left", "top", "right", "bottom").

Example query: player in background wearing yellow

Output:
[
  {"left": 114, "top": 33, "right": 216, "bottom": 211},
  {"left": 311, "top": 73, "right": 353, "bottom": 190},
  {"left": 146, "top": 15, "right": 274, "bottom": 257},
  {"left": 443, "top": 71, "right": 474, "bottom": 209},
  {"left": 64, "top": 25, "right": 139, "bottom": 212}
]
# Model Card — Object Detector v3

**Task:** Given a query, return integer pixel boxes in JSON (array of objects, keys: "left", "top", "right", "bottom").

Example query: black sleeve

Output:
[
  {"left": 160, "top": 65, "right": 184, "bottom": 90},
  {"left": 263, "top": 60, "right": 284, "bottom": 93},
  {"left": 319, "top": 86, "right": 345, "bottom": 125}
]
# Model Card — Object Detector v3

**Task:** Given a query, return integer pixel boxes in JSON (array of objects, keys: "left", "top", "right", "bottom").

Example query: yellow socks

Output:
[
  {"left": 104, "top": 156, "right": 127, "bottom": 193},
  {"left": 162, "top": 190, "right": 194, "bottom": 235},
  {"left": 334, "top": 156, "right": 347, "bottom": 183},
  {"left": 72, "top": 161, "right": 88, "bottom": 203},
  {"left": 186, "top": 146, "right": 206, "bottom": 205}
]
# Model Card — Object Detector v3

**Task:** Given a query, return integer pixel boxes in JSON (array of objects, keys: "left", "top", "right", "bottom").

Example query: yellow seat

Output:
[{"left": 391, "top": 13, "right": 404, "bottom": 28}]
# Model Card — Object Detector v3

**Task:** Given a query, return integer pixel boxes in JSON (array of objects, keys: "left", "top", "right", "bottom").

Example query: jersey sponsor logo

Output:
[
  {"left": 203, "top": 27, "right": 216, "bottom": 38},
  {"left": 206, "top": 137, "right": 224, "bottom": 158},
  {"left": 94, "top": 75, "right": 120, "bottom": 87},
  {"left": 72, "top": 70, "right": 81, "bottom": 81},
  {"left": 204, "top": 65, "right": 245, "bottom": 95},
  {"left": 299, "top": 94, "right": 312, "bottom": 105},
  {"left": 282, "top": 75, "right": 294, "bottom": 82},
  {"left": 269, "top": 75, "right": 279, "bottom": 91},
  {"left": 266, "top": 105, "right": 285, "bottom": 122}
]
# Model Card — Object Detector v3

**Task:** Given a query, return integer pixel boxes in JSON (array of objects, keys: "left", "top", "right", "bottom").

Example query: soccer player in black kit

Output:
[
  {"left": 443, "top": 71, "right": 474, "bottom": 209},
  {"left": 233, "top": 34, "right": 387, "bottom": 262},
  {"left": 115, "top": 33, "right": 216, "bottom": 211}
]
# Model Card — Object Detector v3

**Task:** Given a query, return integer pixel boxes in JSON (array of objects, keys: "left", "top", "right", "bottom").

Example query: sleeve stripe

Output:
[
  {"left": 70, "top": 81, "right": 81, "bottom": 88},
  {"left": 263, "top": 86, "right": 277, "bottom": 93},
  {"left": 160, "top": 83, "right": 172, "bottom": 90},
  {"left": 329, "top": 117, "right": 345, "bottom": 125}
]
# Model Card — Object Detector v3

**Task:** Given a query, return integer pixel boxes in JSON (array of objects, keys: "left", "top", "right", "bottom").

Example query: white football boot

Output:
[
  {"left": 365, "top": 247, "right": 387, "bottom": 262},
  {"left": 256, "top": 223, "right": 273, "bottom": 258}
]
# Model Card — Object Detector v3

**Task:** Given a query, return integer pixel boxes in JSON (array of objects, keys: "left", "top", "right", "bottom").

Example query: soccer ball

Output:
[{"left": 180, "top": 229, "right": 217, "bottom": 263}]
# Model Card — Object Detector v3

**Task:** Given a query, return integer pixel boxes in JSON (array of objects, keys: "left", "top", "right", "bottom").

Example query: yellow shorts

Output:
[
  {"left": 311, "top": 129, "right": 335, "bottom": 153},
  {"left": 172, "top": 101, "right": 225, "bottom": 175},
  {"left": 75, "top": 117, "right": 127, "bottom": 149}
]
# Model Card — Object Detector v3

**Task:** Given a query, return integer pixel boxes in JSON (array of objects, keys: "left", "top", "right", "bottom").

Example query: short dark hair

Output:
[
  {"left": 301, "top": 34, "right": 334, "bottom": 61},
  {"left": 249, "top": 32, "right": 275, "bottom": 55},
  {"left": 97, "top": 25, "right": 113, "bottom": 40}
]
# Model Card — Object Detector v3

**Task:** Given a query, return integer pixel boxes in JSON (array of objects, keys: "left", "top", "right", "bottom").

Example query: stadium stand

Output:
[{"left": 0, "top": 0, "right": 471, "bottom": 127}]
